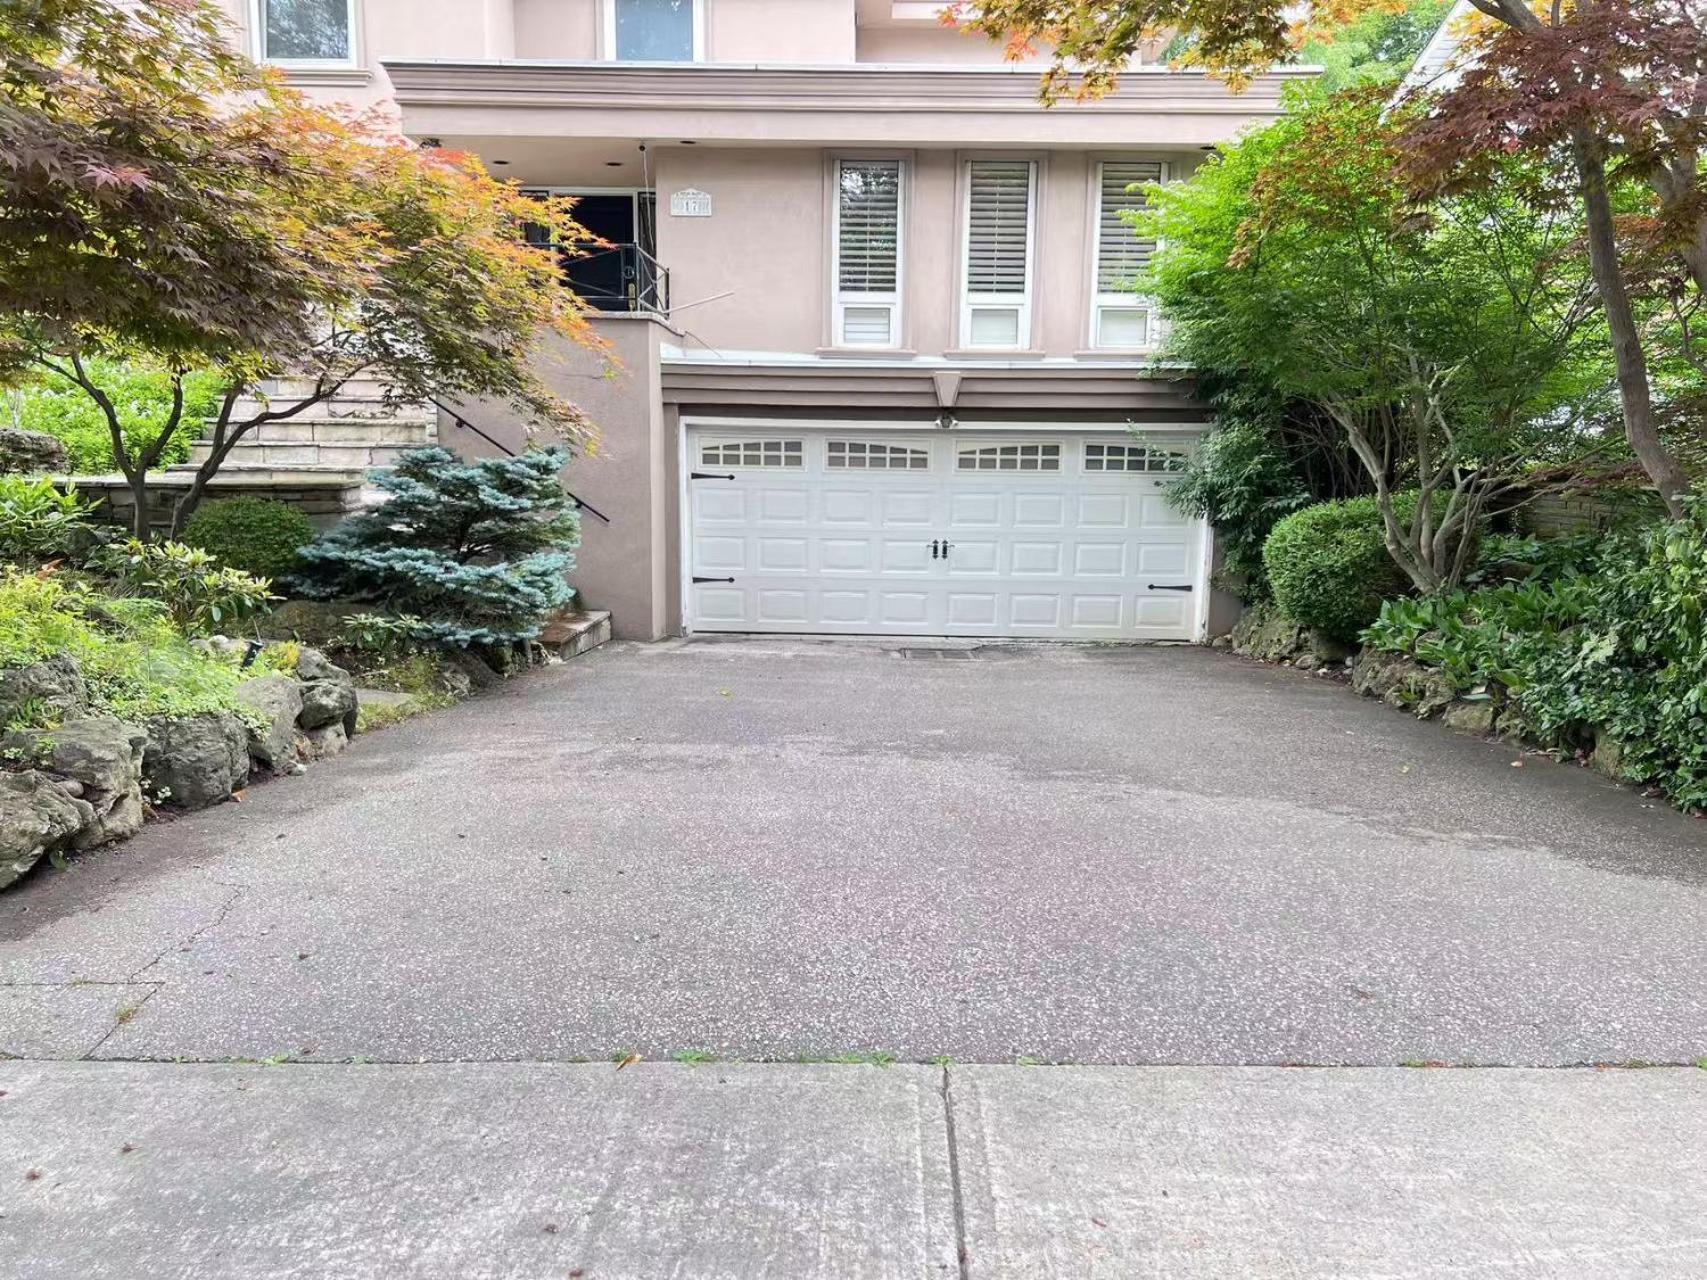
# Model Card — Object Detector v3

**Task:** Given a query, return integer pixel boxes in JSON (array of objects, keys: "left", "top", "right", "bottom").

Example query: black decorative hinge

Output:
[
  {"left": 692, "top": 576, "right": 736, "bottom": 584},
  {"left": 691, "top": 471, "right": 736, "bottom": 481},
  {"left": 1148, "top": 584, "right": 1194, "bottom": 592}
]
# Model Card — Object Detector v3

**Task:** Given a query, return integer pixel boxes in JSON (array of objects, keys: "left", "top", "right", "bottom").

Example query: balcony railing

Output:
[{"left": 561, "top": 243, "right": 670, "bottom": 317}]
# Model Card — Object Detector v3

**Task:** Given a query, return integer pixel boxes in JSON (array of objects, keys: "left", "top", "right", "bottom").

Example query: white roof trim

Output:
[{"left": 1400, "top": 0, "right": 1478, "bottom": 96}]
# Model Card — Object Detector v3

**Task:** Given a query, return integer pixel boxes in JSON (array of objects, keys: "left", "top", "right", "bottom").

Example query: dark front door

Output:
[{"left": 566, "top": 194, "right": 636, "bottom": 310}]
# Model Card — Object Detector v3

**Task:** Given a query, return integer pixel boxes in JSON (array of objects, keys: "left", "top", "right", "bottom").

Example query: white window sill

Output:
[
  {"left": 267, "top": 64, "right": 373, "bottom": 87},
  {"left": 815, "top": 347, "right": 918, "bottom": 359},
  {"left": 944, "top": 348, "right": 1047, "bottom": 360},
  {"left": 1073, "top": 348, "right": 1162, "bottom": 360}
]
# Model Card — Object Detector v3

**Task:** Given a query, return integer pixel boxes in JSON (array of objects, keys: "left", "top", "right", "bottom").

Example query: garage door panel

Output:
[
  {"left": 757, "top": 489, "right": 810, "bottom": 523},
  {"left": 820, "top": 591, "right": 871, "bottom": 624},
  {"left": 1070, "top": 596, "right": 1124, "bottom": 628},
  {"left": 1075, "top": 543, "right": 1127, "bottom": 576},
  {"left": 949, "top": 540, "right": 1000, "bottom": 574},
  {"left": 881, "top": 540, "right": 934, "bottom": 573},
  {"left": 693, "top": 585, "right": 747, "bottom": 623},
  {"left": 948, "top": 492, "right": 1001, "bottom": 527},
  {"left": 946, "top": 593, "right": 999, "bottom": 626},
  {"left": 1010, "top": 594, "right": 1063, "bottom": 627},
  {"left": 879, "top": 592, "right": 931, "bottom": 625},
  {"left": 685, "top": 429, "right": 1205, "bottom": 640},
  {"left": 823, "top": 490, "right": 875, "bottom": 524},
  {"left": 1138, "top": 495, "right": 1190, "bottom": 528},
  {"left": 1137, "top": 544, "right": 1190, "bottom": 576},
  {"left": 1011, "top": 542, "right": 1065, "bottom": 575},
  {"left": 882, "top": 491, "right": 935, "bottom": 526},
  {"left": 1012, "top": 494, "right": 1066, "bottom": 528},
  {"left": 1079, "top": 494, "right": 1128, "bottom": 528},
  {"left": 696, "top": 488, "right": 747, "bottom": 523},
  {"left": 756, "top": 538, "right": 809, "bottom": 572},
  {"left": 695, "top": 536, "right": 746, "bottom": 571},
  {"left": 756, "top": 590, "right": 809, "bottom": 624},
  {"left": 821, "top": 539, "right": 875, "bottom": 572}
]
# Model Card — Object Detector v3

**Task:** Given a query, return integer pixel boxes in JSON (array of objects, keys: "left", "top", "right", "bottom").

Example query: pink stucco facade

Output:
[{"left": 224, "top": 1, "right": 1300, "bottom": 639}]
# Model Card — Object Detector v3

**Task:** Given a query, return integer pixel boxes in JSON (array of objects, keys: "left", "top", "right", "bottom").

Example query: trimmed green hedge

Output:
[
  {"left": 1263, "top": 496, "right": 1412, "bottom": 642},
  {"left": 183, "top": 497, "right": 314, "bottom": 582}
]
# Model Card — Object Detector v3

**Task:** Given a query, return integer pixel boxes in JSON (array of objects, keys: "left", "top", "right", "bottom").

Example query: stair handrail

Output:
[{"left": 428, "top": 398, "right": 612, "bottom": 525}]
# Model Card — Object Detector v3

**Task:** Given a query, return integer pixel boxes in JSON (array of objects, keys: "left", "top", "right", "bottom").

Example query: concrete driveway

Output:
[{"left": 3, "top": 637, "right": 1706, "bottom": 1066}]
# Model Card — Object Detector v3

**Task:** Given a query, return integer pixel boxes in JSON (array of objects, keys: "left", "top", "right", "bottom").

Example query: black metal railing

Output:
[{"left": 561, "top": 243, "right": 670, "bottom": 316}]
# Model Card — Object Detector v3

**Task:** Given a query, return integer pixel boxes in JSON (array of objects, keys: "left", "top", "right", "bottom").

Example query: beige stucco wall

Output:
[
  {"left": 649, "top": 145, "right": 1201, "bottom": 360},
  {"left": 441, "top": 317, "right": 674, "bottom": 641}
]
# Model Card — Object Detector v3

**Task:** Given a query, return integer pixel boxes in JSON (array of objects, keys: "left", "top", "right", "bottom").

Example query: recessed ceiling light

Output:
[
  {"left": 680, "top": 140, "right": 697, "bottom": 145},
  {"left": 492, "top": 159, "right": 511, "bottom": 166},
  {"left": 605, "top": 161, "right": 624, "bottom": 167}
]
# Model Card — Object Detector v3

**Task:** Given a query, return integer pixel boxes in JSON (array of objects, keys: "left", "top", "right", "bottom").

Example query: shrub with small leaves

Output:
[
  {"left": 1263, "top": 496, "right": 1416, "bottom": 642},
  {"left": 96, "top": 539, "right": 274, "bottom": 636},
  {"left": 182, "top": 497, "right": 314, "bottom": 581}
]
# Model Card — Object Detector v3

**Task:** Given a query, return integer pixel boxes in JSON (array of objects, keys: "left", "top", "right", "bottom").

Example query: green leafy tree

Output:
[
  {"left": 0, "top": 0, "right": 599, "bottom": 538},
  {"left": 1140, "top": 90, "right": 1615, "bottom": 594},
  {"left": 291, "top": 448, "right": 580, "bottom": 649},
  {"left": 9, "top": 360, "right": 213, "bottom": 472},
  {"left": 951, "top": 0, "right": 1701, "bottom": 514}
]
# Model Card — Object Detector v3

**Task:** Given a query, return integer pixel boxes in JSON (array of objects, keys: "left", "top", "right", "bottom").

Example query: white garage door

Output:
[{"left": 683, "top": 427, "right": 1208, "bottom": 640}]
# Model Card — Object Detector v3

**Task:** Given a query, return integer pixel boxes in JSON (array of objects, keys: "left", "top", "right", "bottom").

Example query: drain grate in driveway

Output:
[{"left": 894, "top": 648, "right": 976, "bottom": 661}]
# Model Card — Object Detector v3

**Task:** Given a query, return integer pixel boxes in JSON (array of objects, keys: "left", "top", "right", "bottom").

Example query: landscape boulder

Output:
[
  {"left": 1442, "top": 700, "right": 1498, "bottom": 736},
  {"left": 293, "top": 647, "right": 359, "bottom": 736},
  {"left": 2, "top": 716, "right": 147, "bottom": 849},
  {"left": 0, "top": 428, "right": 69, "bottom": 474},
  {"left": 237, "top": 675, "right": 304, "bottom": 773},
  {"left": 142, "top": 713, "right": 250, "bottom": 811},
  {"left": 1350, "top": 651, "right": 1457, "bottom": 719},
  {"left": 1230, "top": 603, "right": 1352, "bottom": 667},
  {"left": 0, "top": 656, "right": 89, "bottom": 727},
  {"left": 0, "top": 771, "right": 87, "bottom": 890},
  {"left": 301, "top": 723, "right": 348, "bottom": 761}
]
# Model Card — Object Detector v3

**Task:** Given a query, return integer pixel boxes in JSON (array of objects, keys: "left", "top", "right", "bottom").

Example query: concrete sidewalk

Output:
[{"left": 4, "top": 1060, "right": 1704, "bottom": 1278}]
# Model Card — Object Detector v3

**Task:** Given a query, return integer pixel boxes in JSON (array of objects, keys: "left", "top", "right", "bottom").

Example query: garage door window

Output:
[
  {"left": 1084, "top": 442, "right": 1186, "bottom": 473},
  {"left": 957, "top": 443, "right": 1061, "bottom": 472},
  {"left": 701, "top": 439, "right": 804, "bottom": 468},
  {"left": 827, "top": 440, "right": 929, "bottom": 471}
]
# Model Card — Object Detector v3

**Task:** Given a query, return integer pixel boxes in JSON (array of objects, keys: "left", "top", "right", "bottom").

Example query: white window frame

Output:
[
  {"left": 251, "top": 0, "right": 359, "bottom": 68},
  {"left": 831, "top": 157, "right": 906, "bottom": 350},
  {"left": 1089, "top": 159, "right": 1166, "bottom": 351},
  {"left": 601, "top": 0, "right": 706, "bottom": 62},
  {"left": 960, "top": 158, "right": 1038, "bottom": 351}
]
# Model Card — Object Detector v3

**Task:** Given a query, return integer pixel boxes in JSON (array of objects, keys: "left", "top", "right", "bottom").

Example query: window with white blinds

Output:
[
  {"left": 1092, "top": 160, "right": 1164, "bottom": 349},
  {"left": 962, "top": 159, "right": 1036, "bottom": 349},
  {"left": 833, "top": 159, "right": 904, "bottom": 348}
]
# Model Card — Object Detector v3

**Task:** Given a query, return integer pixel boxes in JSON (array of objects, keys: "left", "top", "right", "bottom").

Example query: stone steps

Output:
[{"left": 180, "top": 377, "right": 437, "bottom": 494}]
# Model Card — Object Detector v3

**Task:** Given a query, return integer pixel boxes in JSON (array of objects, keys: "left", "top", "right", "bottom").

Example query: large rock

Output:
[
  {"left": 0, "top": 428, "right": 68, "bottom": 474},
  {"left": 1350, "top": 651, "right": 1456, "bottom": 719},
  {"left": 142, "top": 713, "right": 250, "bottom": 811},
  {"left": 1229, "top": 604, "right": 1351, "bottom": 667},
  {"left": 0, "top": 656, "right": 89, "bottom": 726},
  {"left": 1443, "top": 700, "right": 1498, "bottom": 736},
  {"left": 0, "top": 771, "right": 88, "bottom": 890},
  {"left": 301, "top": 723, "right": 348, "bottom": 761},
  {"left": 236, "top": 675, "right": 304, "bottom": 773},
  {"left": 293, "top": 647, "right": 359, "bottom": 735},
  {"left": 2, "top": 716, "right": 146, "bottom": 850}
]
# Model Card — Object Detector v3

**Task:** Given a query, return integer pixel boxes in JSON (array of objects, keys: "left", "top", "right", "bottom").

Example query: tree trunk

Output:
[{"left": 1572, "top": 132, "right": 1692, "bottom": 518}]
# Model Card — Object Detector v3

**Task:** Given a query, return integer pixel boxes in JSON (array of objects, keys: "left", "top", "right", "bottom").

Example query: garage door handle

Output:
[
  {"left": 693, "top": 576, "right": 735, "bottom": 584},
  {"left": 691, "top": 471, "right": 736, "bottom": 481},
  {"left": 1148, "top": 584, "right": 1193, "bottom": 592}
]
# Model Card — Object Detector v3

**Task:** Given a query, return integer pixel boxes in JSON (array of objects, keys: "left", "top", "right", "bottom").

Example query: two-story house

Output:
[{"left": 218, "top": 0, "right": 1309, "bottom": 642}]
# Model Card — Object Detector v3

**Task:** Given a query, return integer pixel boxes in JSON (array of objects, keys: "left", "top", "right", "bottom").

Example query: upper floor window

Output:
[
  {"left": 1092, "top": 161, "right": 1163, "bottom": 349},
  {"left": 255, "top": 0, "right": 355, "bottom": 65},
  {"left": 961, "top": 159, "right": 1036, "bottom": 350},
  {"left": 605, "top": 0, "right": 703, "bottom": 62},
  {"left": 833, "top": 159, "right": 904, "bottom": 348}
]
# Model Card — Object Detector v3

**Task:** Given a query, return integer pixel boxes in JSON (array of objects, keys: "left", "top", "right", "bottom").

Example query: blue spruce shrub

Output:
[{"left": 291, "top": 447, "right": 580, "bottom": 648}]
